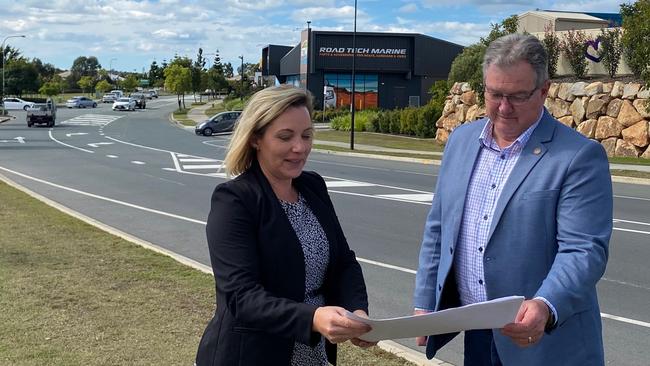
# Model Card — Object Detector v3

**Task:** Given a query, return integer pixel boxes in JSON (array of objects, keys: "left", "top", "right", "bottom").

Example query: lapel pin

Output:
[{"left": 533, "top": 147, "right": 542, "bottom": 155}]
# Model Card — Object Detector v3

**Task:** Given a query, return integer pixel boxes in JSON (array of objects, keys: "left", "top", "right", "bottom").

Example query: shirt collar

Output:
[{"left": 479, "top": 108, "right": 544, "bottom": 151}]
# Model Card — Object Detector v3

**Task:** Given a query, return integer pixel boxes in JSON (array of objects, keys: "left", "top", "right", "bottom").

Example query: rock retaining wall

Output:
[{"left": 436, "top": 81, "right": 650, "bottom": 158}]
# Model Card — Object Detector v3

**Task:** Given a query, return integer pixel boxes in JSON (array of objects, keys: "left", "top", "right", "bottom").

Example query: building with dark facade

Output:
[{"left": 261, "top": 30, "right": 463, "bottom": 110}]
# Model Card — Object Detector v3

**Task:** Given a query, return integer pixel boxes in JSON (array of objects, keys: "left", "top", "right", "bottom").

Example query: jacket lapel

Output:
[{"left": 486, "top": 110, "right": 556, "bottom": 242}]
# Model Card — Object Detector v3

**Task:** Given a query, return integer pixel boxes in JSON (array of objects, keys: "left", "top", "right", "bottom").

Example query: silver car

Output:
[
  {"left": 2, "top": 97, "right": 36, "bottom": 110},
  {"left": 66, "top": 96, "right": 97, "bottom": 108}
]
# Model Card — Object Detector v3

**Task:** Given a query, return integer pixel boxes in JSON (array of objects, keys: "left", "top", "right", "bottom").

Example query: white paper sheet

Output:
[{"left": 346, "top": 296, "right": 524, "bottom": 342}]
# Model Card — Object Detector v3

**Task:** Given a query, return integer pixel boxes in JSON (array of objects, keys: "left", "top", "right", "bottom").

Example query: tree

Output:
[
  {"left": 121, "top": 74, "right": 139, "bottom": 92},
  {"left": 31, "top": 58, "right": 58, "bottom": 82},
  {"left": 164, "top": 64, "right": 191, "bottom": 109},
  {"left": 4, "top": 59, "right": 40, "bottom": 96},
  {"left": 561, "top": 29, "right": 590, "bottom": 79},
  {"left": 223, "top": 62, "right": 234, "bottom": 78},
  {"left": 78, "top": 76, "right": 95, "bottom": 95},
  {"left": 0, "top": 45, "right": 23, "bottom": 69},
  {"left": 148, "top": 61, "right": 164, "bottom": 86},
  {"left": 68, "top": 56, "right": 101, "bottom": 90},
  {"left": 599, "top": 28, "right": 624, "bottom": 78},
  {"left": 206, "top": 68, "right": 228, "bottom": 96},
  {"left": 39, "top": 81, "right": 61, "bottom": 97},
  {"left": 542, "top": 23, "right": 561, "bottom": 78},
  {"left": 95, "top": 80, "right": 113, "bottom": 93},
  {"left": 480, "top": 14, "right": 519, "bottom": 46},
  {"left": 211, "top": 49, "right": 224, "bottom": 75},
  {"left": 621, "top": 0, "right": 650, "bottom": 83}
]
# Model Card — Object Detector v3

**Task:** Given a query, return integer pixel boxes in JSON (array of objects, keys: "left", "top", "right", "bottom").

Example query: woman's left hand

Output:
[{"left": 349, "top": 310, "right": 377, "bottom": 348}]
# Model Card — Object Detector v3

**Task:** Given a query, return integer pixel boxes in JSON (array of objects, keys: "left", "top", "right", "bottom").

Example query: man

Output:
[{"left": 413, "top": 34, "right": 612, "bottom": 365}]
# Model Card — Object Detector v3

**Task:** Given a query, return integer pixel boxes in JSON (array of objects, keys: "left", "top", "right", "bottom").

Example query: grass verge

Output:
[
  {"left": 609, "top": 156, "right": 650, "bottom": 166},
  {"left": 172, "top": 108, "right": 195, "bottom": 126},
  {"left": 314, "top": 144, "right": 441, "bottom": 161},
  {"left": 0, "top": 181, "right": 416, "bottom": 365},
  {"left": 609, "top": 169, "right": 650, "bottom": 180},
  {"left": 315, "top": 130, "right": 445, "bottom": 153}
]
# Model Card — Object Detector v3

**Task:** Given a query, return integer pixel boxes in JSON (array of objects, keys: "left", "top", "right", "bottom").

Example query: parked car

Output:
[
  {"left": 195, "top": 111, "right": 242, "bottom": 136},
  {"left": 129, "top": 93, "right": 147, "bottom": 109},
  {"left": 148, "top": 90, "right": 158, "bottom": 98},
  {"left": 110, "top": 90, "right": 124, "bottom": 99},
  {"left": 66, "top": 96, "right": 97, "bottom": 108},
  {"left": 26, "top": 98, "right": 56, "bottom": 127},
  {"left": 112, "top": 97, "right": 136, "bottom": 111},
  {"left": 102, "top": 93, "right": 118, "bottom": 103},
  {"left": 2, "top": 97, "right": 36, "bottom": 110}
]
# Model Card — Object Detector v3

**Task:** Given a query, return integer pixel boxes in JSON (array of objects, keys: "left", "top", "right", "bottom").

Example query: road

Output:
[{"left": 1, "top": 98, "right": 649, "bottom": 365}]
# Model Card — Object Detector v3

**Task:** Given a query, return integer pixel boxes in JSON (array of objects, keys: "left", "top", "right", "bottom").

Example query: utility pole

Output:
[
  {"left": 238, "top": 55, "right": 244, "bottom": 101},
  {"left": 350, "top": 0, "right": 357, "bottom": 150}
]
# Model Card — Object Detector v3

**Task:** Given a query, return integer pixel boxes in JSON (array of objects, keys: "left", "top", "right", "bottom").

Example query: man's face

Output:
[{"left": 484, "top": 60, "right": 549, "bottom": 139}]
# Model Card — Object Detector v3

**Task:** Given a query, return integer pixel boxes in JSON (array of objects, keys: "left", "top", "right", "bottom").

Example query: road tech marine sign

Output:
[{"left": 318, "top": 47, "right": 407, "bottom": 59}]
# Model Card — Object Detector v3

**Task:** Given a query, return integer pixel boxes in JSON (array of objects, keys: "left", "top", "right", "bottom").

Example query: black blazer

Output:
[{"left": 196, "top": 162, "right": 369, "bottom": 366}]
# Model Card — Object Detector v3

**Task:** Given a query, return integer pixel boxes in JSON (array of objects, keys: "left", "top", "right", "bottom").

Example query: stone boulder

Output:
[
  {"left": 615, "top": 139, "right": 640, "bottom": 157},
  {"left": 618, "top": 100, "right": 644, "bottom": 127},
  {"left": 611, "top": 81, "right": 624, "bottom": 98},
  {"left": 638, "top": 88, "right": 650, "bottom": 99},
  {"left": 461, "top": 91, "right": 477, "bottom": 106},
  {"left": 442, "top": 113, "right": 461, "bottom": 131},
  {"left": 443, "top": 100, "right": 455, "bottom": 117},
  {"left": 557, "top": 83, "right": 572, "bottom": 100},
  {"left": 586, "top": 95, "right": 609, "bottom": 119},
  {"left": 456, "top": 104, "right": 470, "bottom": 123},
  {"left": 622, "top": 120, "right": 649, "bottom": 147},
  {"left": 606, "top": 98, "right": 623, "bottom": 118},
  {"left": 642, "top": 144, "right": 650, "bottom": 159},
  {"left": 576, "top": 119, "right": 597, "bottom": 138},
  {"left": 570, "top": 82, "right": 588, "bottom": 97},
  {"left": 450, "top": 82, "right": 463, "bottom": 95},
  {"left": 436, "top": 127, "right": 450, "bottom": 144},
  {"left": 600, "top": 137, "right": 617, "bottom": 157},
  {"left": 548, "top": 83, "right": 559, "bottom": 98},
  {"left": 584, "top": 82, "right": 603, "bottom": 96},
  {"left": 465, "top": 104, "right": 480, "bottom": 122},
  {"left": 632, "top": 99, "right": 650, "bottom": 118},
  {"left": 569, "top": 98, "right": 586, "bottom": 124},
  {"left": 602, "top": 82, "right": 613, "bottom": 94},
  {"left": 547, "top": 98, "right": 570, "bottom": 118},
  {"left": 558, "top": 116, "right": 574, "bottom": 128},
  {"left": 595, "top": 116, "right": 623, "bottom": 140},
  {"left": 623, "top": 83, "right": 641, "bottom": 99}
]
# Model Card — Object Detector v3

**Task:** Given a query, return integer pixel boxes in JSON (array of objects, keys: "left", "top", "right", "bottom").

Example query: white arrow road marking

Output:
[
  {"left": 87, "top": 142, "right": 114, "bottom": 148},
  {"left": 66, "top": 132, "right": 88, "bottom": 137},
  {"left": 0, "top": 137, "right": 25, "bottom": 143}
]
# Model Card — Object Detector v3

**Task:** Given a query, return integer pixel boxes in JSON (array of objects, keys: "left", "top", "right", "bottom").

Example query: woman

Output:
[{"left": 196, "top": 85, "right": 373, "bottom": 366}]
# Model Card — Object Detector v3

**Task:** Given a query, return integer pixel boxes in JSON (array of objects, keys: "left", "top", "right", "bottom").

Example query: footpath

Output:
[{"left": 179, "top": 104, "right": 650, "bottom": 184}]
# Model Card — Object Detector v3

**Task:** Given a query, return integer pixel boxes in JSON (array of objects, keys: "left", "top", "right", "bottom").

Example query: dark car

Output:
[
  {"left": 129, "top": 93, "right": 147, "bottom": 109},
  {"left": 195, "top": 111, "right": 242, "bottom": 136}
]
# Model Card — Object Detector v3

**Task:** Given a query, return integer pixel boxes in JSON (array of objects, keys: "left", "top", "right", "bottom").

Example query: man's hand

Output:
[
  {"left": 500, "top": 299, "right": 550, "bottom": 347},
  {"left": 313, "top": 307, "right": 371, "bottom": 344},
  {"left": 413, "top": 309, "right": 432, "bottom": 346}
]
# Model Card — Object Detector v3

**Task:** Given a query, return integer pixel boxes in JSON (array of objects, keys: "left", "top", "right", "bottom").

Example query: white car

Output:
[
  {"left": 2, "top": 97, "right": 36, "bottom": 110},
  {"left": 112, "top": 97, "right": 136, "bottom": 111}
]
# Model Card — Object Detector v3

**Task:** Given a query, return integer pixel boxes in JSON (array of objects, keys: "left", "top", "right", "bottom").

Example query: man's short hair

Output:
[{"left": 483, "top": 34, "right": 549, "bottom": 89}]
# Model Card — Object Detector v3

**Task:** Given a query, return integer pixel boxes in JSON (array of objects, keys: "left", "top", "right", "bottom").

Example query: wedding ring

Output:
[{"left": 527, "top": 336, "right": 533, "bottom": 344}]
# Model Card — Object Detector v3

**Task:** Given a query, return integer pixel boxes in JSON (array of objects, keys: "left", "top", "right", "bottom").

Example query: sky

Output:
[{"left": 0, "top": 0, "right": 629, "bottom": 74}]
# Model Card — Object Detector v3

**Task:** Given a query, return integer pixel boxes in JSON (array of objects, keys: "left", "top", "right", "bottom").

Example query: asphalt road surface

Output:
[{"left": 1, "top": 98, "right": 648, "bottom": 365}]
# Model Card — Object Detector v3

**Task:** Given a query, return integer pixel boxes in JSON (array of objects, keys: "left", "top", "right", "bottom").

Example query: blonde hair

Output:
[{"left": 224, "top": 85, "right": 314, "bottom": 176}]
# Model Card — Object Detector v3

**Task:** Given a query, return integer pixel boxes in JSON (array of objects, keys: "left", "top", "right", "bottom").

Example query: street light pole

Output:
[
  {"left": 1, "top": 34, "right": 26, "bottom": 116},
  {"left": 238, "top": 55, "right": 244, "bottom": 101},
  {"left": 350, "top": 0, "right": 357, "bottom": 150}
]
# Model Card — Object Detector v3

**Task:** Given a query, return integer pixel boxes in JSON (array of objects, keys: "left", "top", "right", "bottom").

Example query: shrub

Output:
[
  {"left": 376, "top": 110, "right": 391, "bottom": 133},
  {"left": 599, "top": 28, "right": 624, "bottom": 78},
  {"left": 542, "top": 23, "right": 561, "bottom": 78},
  {"left": 313, "top": 106, "right": 348, "bottom": 123},
  {"left": 561, "top": 29, "right": 590, "bottom": 79},
  {"left": 621, "top": 0, "right": 650, "bottom": 83},
  {"left": 399, "top": 107, "right": 419, "bottom": 135},
  {"left": 448, "top": 44, "right": 486, "bottom": 104},
  {"left": 415, "top": 102, "right": 442, "bottom": 138},
  {"left": 389, "top": 109, "right": 401, "bottom": 134}
]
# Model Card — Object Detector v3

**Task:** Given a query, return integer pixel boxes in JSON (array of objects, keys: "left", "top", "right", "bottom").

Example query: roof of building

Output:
[{"left": 519, "top": 10, "right": 609, "bottom": 23}]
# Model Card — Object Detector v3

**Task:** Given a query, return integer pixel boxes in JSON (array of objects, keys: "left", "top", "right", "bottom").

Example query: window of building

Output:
[
  {"left": 285, "top": 75, "right": 300, "bottom": 88},
  {"left": 323, "top": 73, "right": 378, "bottom": 110}
]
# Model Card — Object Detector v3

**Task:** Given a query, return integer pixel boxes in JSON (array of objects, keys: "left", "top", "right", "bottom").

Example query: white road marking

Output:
[
  {"left": 66, "top": 132, "right": 88, "bottom": 137},
  {"left": 377, "top": 193, "right": 433, "bottom": 202},
  {"left": 106, "top": 155, "right": 118, "bottom": 158},
  {"left": 182, "top": 164, "right": 223, "bottom": 170},
  {"left": 60, "top": 114, "right": 123, "bottom": 126},
  {"left": 325, "top": 180, "right": 375, "bottom": 188},
  {"left": 328, "top": 189, "right": 431, "bottom": 205},
  {"left": 178, "top": 158, "right": 219, "bottom": 163},
  {"left": 48, "top": 131, "right": 94, "bottom": 153},
  {"left": 131, "top": 161, "right": 146, "bottom": 165},
  {"left": 614, "top": 195, "right": 650, "bottom": 202},
  {"left": 0, "top": 164, "right": 647, "bottom": 330},
  {"left": 88, "top": 142, "right": 114, "bottom": 148}
]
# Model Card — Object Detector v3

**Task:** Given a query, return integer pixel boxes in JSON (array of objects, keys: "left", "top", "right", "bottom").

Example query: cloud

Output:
[
  {"left": 398, "top": 3, "right": 418, "bottom": 13},
  {"left": 291, "top": 6, "right": 360, "bottom": 21}
]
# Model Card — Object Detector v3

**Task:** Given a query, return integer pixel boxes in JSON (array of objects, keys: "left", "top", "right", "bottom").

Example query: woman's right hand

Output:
[{"left": 312, "top": 306, "right": 371, "bottom": 344}]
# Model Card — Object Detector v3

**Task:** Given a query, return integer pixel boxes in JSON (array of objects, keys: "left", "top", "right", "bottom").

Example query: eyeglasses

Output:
[{"left": 484, "top": 87, "right": 539, "bottom": 105}]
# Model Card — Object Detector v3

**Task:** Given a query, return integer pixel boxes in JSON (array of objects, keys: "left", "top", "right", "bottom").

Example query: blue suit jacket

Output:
[{"left": 413, "top": 109, "right": 612, "bottom": 365}]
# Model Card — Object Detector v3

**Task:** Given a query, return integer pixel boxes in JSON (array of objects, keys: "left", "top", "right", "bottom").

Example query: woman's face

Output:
[{"left": 253, "top": 105, "right": 313, "bottom": 185}]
